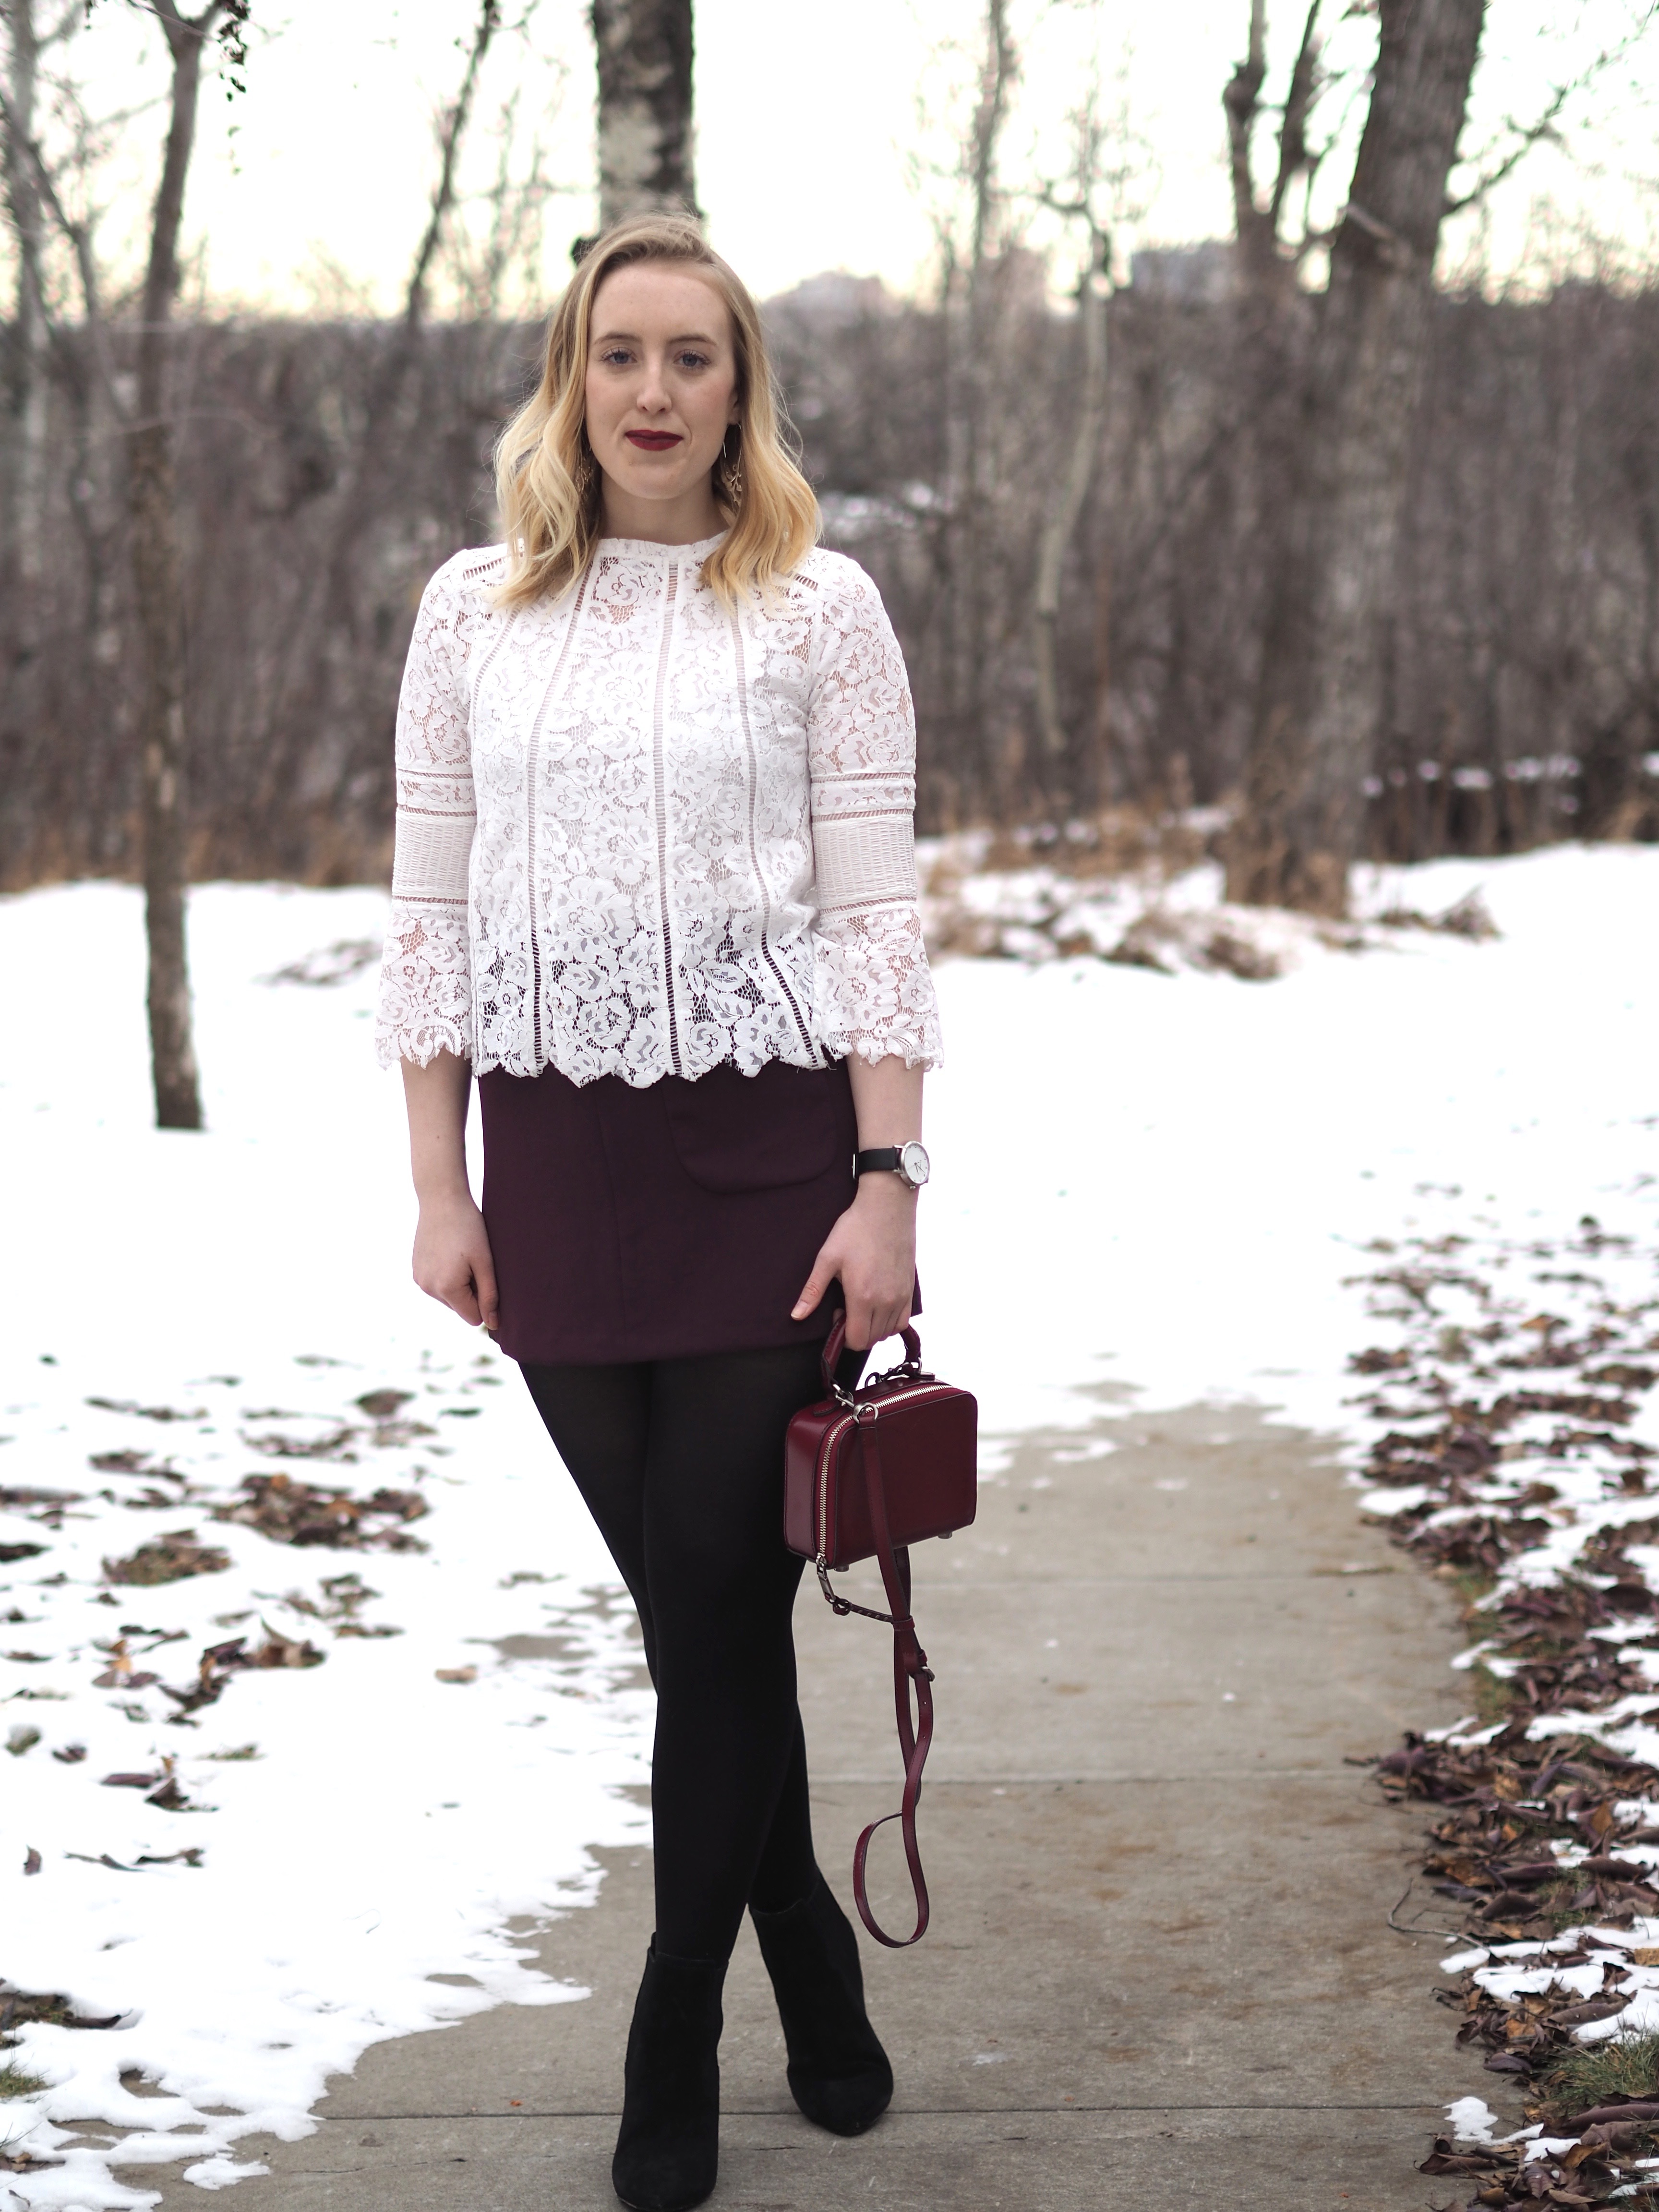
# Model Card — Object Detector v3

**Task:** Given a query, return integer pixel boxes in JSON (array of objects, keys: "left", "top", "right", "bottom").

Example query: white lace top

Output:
[{"left": 374, "top": 533, "right": 943, "bottom": 1086}]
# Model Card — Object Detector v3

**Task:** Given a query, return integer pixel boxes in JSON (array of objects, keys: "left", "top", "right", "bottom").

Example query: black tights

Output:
[{"left": 522, "top": 1343, "right": 845, "bottom": 1964}]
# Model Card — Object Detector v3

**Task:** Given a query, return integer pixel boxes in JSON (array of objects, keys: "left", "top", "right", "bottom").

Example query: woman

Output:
[{"left": 375, "top": 211, "right": 943, "bottom": 2212}]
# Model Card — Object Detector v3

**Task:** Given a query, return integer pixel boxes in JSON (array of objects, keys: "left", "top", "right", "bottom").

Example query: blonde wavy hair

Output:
[{"left": 493, "top": 213, "right": 819, "bottom": 610}]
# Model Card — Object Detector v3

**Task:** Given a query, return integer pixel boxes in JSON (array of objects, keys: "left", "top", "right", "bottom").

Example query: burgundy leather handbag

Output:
[{"left": 784, "top": 1315, "right": 978, "bottom": 1947}]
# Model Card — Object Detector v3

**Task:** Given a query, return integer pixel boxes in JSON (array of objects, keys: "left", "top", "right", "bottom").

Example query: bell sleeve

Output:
[
  {"left": 805, "top": 565, "right": 944, "bottom": 1071},
  {"left": 373, "top": 563, "right": 478, "bottom": 1069}
]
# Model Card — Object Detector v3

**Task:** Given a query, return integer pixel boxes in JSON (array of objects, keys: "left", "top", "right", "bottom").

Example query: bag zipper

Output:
[{"left": 816, "top": 1409, "right": 855, "bottom": 1557}]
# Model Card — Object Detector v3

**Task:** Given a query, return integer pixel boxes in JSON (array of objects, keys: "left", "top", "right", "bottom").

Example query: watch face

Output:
[{"left": 900, "top": 1140, "right": 931, "bottom": 1188}]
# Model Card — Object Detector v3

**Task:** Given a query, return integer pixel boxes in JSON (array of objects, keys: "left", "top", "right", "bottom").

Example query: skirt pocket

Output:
[{"left": 661, "top": 1058, "right": 850, "bottom": 1195}]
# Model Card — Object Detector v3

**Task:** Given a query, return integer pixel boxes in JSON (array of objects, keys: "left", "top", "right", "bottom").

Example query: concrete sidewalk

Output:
[{"left": 133, "top": 1399, "right": 1490, "bottom": 2209}]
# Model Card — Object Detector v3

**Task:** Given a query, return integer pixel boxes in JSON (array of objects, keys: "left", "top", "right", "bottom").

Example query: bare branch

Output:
[
  {"left": 1280, "top": 62, "right": 1375, "bottom": 265},
  {"left": 1443, "top": 81, "right": 1572, "bottom": 220},
  {"left": 957, "top": 0, "right": 1018, "bottom": 281},
  {"left": 0, "top": 76, "right": 123, "bottom": 409},
  {"left": 1444, "top": 14, "right": 1658, "bottom": 221},
  {"left": 40, "top": 1, "right": 84, "bottom": 51},
  {"left": 1034, "top": 224, "right": 1108, "bottom": 761},
  {"left": 439, "top": 41, "right": 574, "bottom": 322},
  {"left": 1222, "top": 0, "right": 1270, "bottom": 253},
  {"left": 105, "top": 0, "right": 253, "bottom": 100},
  {"left": 134, "top": 0, "right": 225, "bottom": 350},
  {"left": 404, "top": 0, "right": 500, "bottom": 327},
  {"left": 1225, "top": 1, "right": 1328, "bottom": 284},
  {"left": 1266, "top": 0, "right": 1322, "bottom": 231}
]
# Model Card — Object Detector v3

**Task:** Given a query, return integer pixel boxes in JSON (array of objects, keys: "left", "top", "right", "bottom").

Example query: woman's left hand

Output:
[{"left": 793, "top": 1176, "right": 916, "bottom": 1351}]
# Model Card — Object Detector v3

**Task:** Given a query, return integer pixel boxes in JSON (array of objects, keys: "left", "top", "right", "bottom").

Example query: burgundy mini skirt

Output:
[{"left": 478, "top": 1056, "right": 869, "bottom": 1366}]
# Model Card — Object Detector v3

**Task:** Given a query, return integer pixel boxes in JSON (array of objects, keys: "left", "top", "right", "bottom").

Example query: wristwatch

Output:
[{"left": 855, "top": 1140, "right": 930, "bottom": 1190}]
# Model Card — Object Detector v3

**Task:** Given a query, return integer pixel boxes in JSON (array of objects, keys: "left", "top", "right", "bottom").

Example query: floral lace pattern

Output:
[{"left": 374, "top": 536, "right": 944, "bottom": 1085}]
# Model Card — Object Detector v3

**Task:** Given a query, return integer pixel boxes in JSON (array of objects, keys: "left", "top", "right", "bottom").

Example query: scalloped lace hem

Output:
[{"left": 375, "top": 1030, "right": 941, "bottom": 1082}]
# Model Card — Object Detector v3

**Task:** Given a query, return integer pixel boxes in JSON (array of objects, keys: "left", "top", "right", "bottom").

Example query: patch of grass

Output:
[
  {"left": 1542, "top": 2030, "right": 1659, "bottom": 2114},
  {"left": 1536, "top": 1880, "right": 1604, "bottom": 1932},
  {"left": 1470, "top": 1661, "right": 1517, "bottom": 1728},
  {"left": 0, "top": 2062, "right": 47, "bottom": 2100},
  {"left": 1448, "top": 1566, "right": 1499, "bottom": 1618}
]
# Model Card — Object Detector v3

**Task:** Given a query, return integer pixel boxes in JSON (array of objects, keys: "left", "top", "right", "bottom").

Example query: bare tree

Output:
[
  {"left": 1226, "top": 0, "right": 1486, "bottom": 912},
  {"left": 5, "top": 0, "right": 254, "bottom": 1123},
  {"left": 1030, "top": 53, "right": 1149, "bottom": 796},
  {"left": 909, "top": 0, "right": 1021, "bottom": 816},
  {"left": 1, "top": 0, "right": 59, "bottom": 622},
  {"left": 1032, "top": 218, "right": 1106, "bottom": 777},
  {"left": 590, "top": 0, "right": 694, "bottom": 232},
  {"left": 1223, "top": 0, "right": 1326, "bottom": 299},
  {"left": 122, "top": 0, "right": 256, "bottom": 1127},
  {"left": 401, "top": 0, "right": 502, "bottom": 330},
  {"left": 252, "top": 0, "right": 504, "bottom": 844},
  {"left": 323, "top": 0, "right": 502, "bottom": 509},
  {"left": 441, "top": 64, "right": 567, "bottom": 321},
  {"left": 1222, "top": 0, "right": 1657, "bottom": 908}
]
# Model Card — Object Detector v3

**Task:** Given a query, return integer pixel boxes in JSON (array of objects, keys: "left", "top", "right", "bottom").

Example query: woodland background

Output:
[{"left": 5, "top": 0, "right": 1659, "bottom": 896}]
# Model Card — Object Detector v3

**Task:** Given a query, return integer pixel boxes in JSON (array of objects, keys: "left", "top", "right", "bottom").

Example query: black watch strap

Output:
[{"left": 855, "top": 1148, "right": 904, "bottom": 1175}]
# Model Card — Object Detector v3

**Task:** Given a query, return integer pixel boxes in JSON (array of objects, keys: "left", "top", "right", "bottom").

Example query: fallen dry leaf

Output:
[
  {"left": 355, "top": 1389, "right": 415, "bottom": 1420},
  {"left": 0, "top": 1987, "right": 123, "bottom": 2032},
  {"left": 85, "top": 1397, "right": 205, "bottom": 1423},
  {"left": 1357, "top": 1222, "right": 1659, "bottom": 2209},
  {"left": 211, "top": 1473, "right": 428, "bottom": 1551},
  {"left": 103, "top": 1531, "right": 230, "bottom": 1587},
  {"left": 251, "top": 1625, "right": 325, "bottom": 1670}
]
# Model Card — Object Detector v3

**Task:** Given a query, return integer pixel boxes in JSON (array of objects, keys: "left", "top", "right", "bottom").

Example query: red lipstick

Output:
[{"left": 625, "top": 431, "right": 682, "bottom": 450}]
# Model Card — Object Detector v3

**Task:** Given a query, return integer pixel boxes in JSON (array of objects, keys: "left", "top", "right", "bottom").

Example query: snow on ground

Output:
[
  {"left": 0, "top": 842, "right": 1655, "bottom": 2203},
  {"left": 0, "top": 888, "right": 647, "bottom": 2207},
  {"left": 921, "top": 842, "right": 1659, "bottom": 1455}
]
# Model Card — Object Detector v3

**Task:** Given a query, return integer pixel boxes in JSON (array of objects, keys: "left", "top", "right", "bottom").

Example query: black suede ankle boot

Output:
[
  {"left": 611, "top": 1941, "right": 725, "bottom": 2212},
  {"left": 750, "top": 1873, "right": 893, "bottom": 2136}
]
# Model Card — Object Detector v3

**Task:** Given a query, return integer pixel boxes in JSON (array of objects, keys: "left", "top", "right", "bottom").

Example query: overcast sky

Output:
[{"left": 41, "top": 0, "right": 1659, "bottom": 313}]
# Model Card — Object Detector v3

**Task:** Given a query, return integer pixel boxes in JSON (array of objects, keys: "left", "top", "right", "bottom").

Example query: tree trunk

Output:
[
  {"left": 1223, "top": 0, "right": 1278, "bottom": 292},
  {"left": 131, "top": 416, "right": 200, "bottom": 1127},
  {"left": 2, "top": 0, "right": 48, "bottom": 608},
  {"left": 1033, "top": 228, "right": 1107, "bottom": 785},
  {"left": 590, "top": 0, "right": 695, "bottom": 230},
  {"left": 1226, "top": 0, "right": 1485, "bottom": 912},
  {"left": 943, "top": 0, "right": 1015, "bottom": 812},
  {"left": 1225, "top": 0, "right": 1323, "bottom": 305},
  {"left": 130, "top": 0, "right": 214, "bottom": 1130}
]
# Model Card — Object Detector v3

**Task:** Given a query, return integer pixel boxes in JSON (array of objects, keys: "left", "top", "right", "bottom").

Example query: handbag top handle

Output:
[{"left": 819, "top": 1313, "right": 924, "bottom": 1394}]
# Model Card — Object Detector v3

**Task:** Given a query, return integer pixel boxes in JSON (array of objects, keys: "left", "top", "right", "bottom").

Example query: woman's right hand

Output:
[
  {"left": 412, "top": 1188, "right": 500, "bottom": 1332},
  {"left": 401, "top": 1052, "right": 498, "bottom": 1332}
]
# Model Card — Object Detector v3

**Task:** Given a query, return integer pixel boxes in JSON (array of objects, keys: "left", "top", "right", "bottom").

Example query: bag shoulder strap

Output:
[{"left": 848, "top": 1405, "right": 934, "bottom": 1949}]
